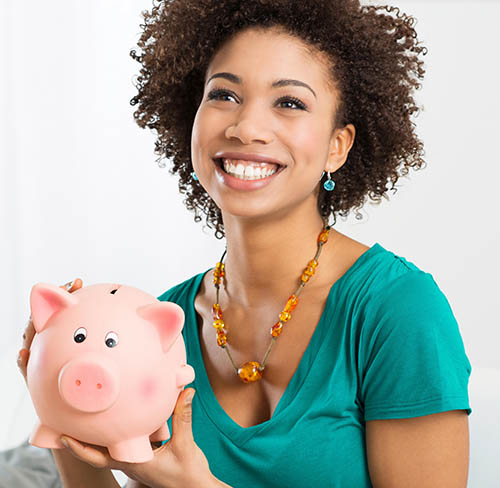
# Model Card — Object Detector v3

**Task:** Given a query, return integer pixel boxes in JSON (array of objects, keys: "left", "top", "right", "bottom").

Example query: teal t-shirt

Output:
[{"left": 158, "top": 243, "right": 472, "bottom": 487}]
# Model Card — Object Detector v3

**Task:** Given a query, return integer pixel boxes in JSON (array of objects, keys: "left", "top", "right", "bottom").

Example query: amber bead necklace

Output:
[{"left": 212, "top": 222, "right": 331, "bottom": 383}]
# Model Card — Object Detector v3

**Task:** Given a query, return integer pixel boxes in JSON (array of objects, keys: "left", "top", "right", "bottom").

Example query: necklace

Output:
[{"left": 212, "top": 222, "right": 331, "bottom": 383}]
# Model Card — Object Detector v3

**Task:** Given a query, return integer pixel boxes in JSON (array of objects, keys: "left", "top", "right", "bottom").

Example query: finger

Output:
[
  {"left": 21, "top": 317, "right": 35, "bottom": 351},
  {"left": 62, "top": 278, "right": 83, "bottom": 293},
  {"left": 171, "top": 388, "right": 195, "bottom": 447},
  {"left": 16, "top": 348, "right": 29, "bottom": 382},
  {"left": 60, "top": 436, "right": 119, "bottom": 470}
]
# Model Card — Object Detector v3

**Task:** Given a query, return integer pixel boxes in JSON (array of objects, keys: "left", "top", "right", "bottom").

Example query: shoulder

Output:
[
  {"left": 156, "top": 269, "right": 210, "bottom": 303},
  {"left": 348, "top": 243, "right": 465, "bottom": 350},
  {"left": 330, "top": 236, "right": 440, "bottom": 308},
  {"left": 360, "top": 244, "right": 452, "bottom": 319}
]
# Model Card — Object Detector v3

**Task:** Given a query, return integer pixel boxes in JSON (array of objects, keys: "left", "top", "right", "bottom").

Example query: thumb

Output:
[{"left": 171, "top": 388, "right": 196, "bottom": 446}]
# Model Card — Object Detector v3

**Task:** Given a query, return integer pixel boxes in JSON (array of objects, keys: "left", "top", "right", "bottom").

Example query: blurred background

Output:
[{"left": 1, "top": 0, "right": 499, "bottom": 486}]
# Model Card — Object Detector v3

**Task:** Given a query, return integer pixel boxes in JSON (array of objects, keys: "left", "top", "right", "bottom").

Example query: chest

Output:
[{"left": 195, "top": 288, "right": 331, "bottom": 428}]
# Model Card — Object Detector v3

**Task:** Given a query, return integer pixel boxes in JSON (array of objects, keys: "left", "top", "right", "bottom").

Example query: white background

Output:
[{"left": 1, "top": 0, "right": 499, "bottom": 485}]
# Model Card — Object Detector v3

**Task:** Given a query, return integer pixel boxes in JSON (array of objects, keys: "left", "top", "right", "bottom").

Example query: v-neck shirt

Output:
[{"left": 157, "top": 242, "right": 472, "bottom": 488}]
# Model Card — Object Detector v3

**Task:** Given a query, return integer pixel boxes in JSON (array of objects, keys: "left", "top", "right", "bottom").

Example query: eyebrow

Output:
[{"left": 206, "top": 72, "right": 317, "bottom": 99}]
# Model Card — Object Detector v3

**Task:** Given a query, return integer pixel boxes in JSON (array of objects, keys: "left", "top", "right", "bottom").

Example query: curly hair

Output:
[{"left": 130, "top": 0, "right": 427, "bottom": 239}]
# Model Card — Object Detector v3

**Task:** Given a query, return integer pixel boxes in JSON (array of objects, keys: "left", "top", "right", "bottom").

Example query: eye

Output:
[
  {"left": 74, "top": 327, "right": 87, "bottom": 343},
  {"left": 276, "top": 96, "right": 307, "bottom": 111},
  {"left": 207, "top": 88, "right": 307, "bottom": 111},
  {"left": 207, "top": 88, "right": 238, "bottom": 103},
  {"left": 105, "top": 331, "right": 119, "bottom": 348}
]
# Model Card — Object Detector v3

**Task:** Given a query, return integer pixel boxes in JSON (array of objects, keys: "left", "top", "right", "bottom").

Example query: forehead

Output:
[{"left": 206, "top": 27, "right": 334, "bottom": 92}]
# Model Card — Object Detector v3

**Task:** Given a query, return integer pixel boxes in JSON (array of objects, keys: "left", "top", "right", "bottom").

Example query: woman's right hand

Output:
[{"left": 17, "top": 278, "right": 83, "bottom": 384}]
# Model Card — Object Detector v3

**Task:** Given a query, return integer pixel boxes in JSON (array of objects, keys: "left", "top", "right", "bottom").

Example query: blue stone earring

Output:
[
  {"left": 191, "top": 171, "right": 199, "bottom": 181},
  {"left": 323, "top": 171, "right": 335, "bottom": 192}
]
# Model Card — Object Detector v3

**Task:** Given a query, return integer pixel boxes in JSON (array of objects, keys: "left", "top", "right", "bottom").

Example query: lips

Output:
[
  {"left": 213, "top": 152, "right": 286, "bottom": 167},
  {"left": 212, "top": 158, "right": 285, "bottom": 191},
  {"left": 213, "top": 158, "right": 284, "bottom": 179}
]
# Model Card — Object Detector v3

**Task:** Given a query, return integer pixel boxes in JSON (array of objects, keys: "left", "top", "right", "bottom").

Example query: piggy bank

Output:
[{"left": 27, "top": 282, "right": 195, "bottom": 463}]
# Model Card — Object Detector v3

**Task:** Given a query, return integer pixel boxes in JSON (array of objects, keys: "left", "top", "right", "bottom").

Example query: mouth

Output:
[{"left": 213, "top": 158, "right": 285, "bottom": 181}]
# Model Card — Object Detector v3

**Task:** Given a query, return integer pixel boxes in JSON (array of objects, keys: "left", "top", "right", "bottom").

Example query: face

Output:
[{"left": 191, "top": 27, "right": 354, "bottom": 223}]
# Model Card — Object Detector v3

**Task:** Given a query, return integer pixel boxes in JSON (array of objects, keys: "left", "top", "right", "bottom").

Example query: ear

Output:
[
  {"left": 30, "top": 283, "right": 80, "bottom": 333},
  {"left": 136, "top": 302, "right": 185, "bottom": 353},
  {"left": 325, "top": 123, "right": 356, "bottom": 173}
]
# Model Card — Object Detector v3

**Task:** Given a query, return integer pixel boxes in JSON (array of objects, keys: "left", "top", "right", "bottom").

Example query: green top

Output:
[{"left": 158, "top": 242, "right": 472, "bottom": 487}]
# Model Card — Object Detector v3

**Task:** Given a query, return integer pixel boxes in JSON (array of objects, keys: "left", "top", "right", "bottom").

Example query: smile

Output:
[{"left": 215, "top": 158, "right": 283, "bottom": 181}]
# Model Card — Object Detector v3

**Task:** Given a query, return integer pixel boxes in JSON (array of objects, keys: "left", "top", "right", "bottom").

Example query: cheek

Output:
[
  {"left": 288, "top": 120, "right": 325, "bottom": 155},
  {"left": 139, "top": 376, "right": 157, "bottom": 399},
  {"left": 191, "top": 108, "right": 214, "bottom": 170}
]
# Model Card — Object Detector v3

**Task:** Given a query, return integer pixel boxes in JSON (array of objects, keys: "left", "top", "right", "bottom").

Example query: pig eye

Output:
[
  {"left": 74, "top": 327, "right": 87, "bottom": 343},
  {"left": 105, "top": 331, "right": 119, "bottom": 348}
]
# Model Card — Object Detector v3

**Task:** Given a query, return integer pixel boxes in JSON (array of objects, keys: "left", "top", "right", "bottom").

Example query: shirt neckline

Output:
[{"left": 185, "top": 242, "right": 383, "bottom": 446}]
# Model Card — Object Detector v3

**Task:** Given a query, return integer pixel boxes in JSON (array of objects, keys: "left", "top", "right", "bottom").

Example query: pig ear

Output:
[
  {"left": 30, "top": 283, "right": 79, "bottom": 333},
  {"left": 136, "top": 302, "right": 185, "bottom": 353}
]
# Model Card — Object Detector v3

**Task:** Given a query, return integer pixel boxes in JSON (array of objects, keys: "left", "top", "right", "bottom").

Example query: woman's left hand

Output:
[{"left": 59, "top": 388, "right": 222, "bottom": 488}]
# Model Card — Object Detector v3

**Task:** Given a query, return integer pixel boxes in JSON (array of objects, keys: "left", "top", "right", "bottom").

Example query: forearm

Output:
[{"left": 52, "top": 448, "right": 120, "bottom": 488}]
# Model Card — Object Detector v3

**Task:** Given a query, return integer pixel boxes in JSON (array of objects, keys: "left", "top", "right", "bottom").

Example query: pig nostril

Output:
[
  {"left": 97, "top": 383, "right": 102, "bottom": 389},
  {"left": 76, "top": 380, "right": 81, "bottom": 386}
]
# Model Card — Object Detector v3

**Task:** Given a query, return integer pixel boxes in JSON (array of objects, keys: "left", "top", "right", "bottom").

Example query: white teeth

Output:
[
  {"left": 221, "top": 158, "right": 279, "bottom": 180},
  {"left": 244, "top": 165, "right": 254, "bottom": 178},
  {"left": 235, "top": 163, "right": 245, "bottom": 177}
]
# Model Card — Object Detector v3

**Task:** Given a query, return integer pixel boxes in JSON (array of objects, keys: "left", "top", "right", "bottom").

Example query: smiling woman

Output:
[
  {"left": 129, "top": 0, "right": 427, "bottom": 240},
  {"left": 32, "top": 1, "right": 471, "bottom": 488}
]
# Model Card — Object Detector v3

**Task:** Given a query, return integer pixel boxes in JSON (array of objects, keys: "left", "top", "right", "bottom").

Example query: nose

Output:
[
  {"left": 225, "top": 101, "right": 274, "bottom": 145},
  {"left": 58, "top": 356, "right": 119, "bottom": 413}
]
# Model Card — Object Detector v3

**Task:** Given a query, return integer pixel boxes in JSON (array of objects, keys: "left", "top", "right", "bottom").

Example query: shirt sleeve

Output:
[{"left": 359, "top": 270, "right": 472, "bottom": 421}]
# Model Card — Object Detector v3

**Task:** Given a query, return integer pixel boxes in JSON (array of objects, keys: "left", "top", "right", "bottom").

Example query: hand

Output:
[
  {"left": 58, "top": 388, "right": 220, "bottom": 488},
  {"left": 17, "top": 278, "right": 83, "bottom": 384}
]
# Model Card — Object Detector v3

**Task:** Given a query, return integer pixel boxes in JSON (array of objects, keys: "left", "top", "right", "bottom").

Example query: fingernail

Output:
[{"left": 60, "top": 437, "right": 69, "bottom": 448}]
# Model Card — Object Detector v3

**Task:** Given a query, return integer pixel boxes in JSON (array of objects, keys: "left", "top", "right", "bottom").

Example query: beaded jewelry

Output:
[{"left": 212, "top": 223, "right": 331, "bottom": 383}]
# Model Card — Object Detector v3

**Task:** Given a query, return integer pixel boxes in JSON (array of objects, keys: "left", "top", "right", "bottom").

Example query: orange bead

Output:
[
  {"left": 216, "top": 331, "right": 227, "bottom": 347},
  {"left": 279, "top": 311, "right": 291, "bottom": 322},
  {"left": 303, "top": 266, "right": 315, "bottom": 277},
  {"left": 270, "top": 322, "right": 283, "bottom": 337},
  {"left": 301, "top": 273, "right": 310, "bottom": 283},
  {"left": 318, "top": 229, "right": 329, "bottom": 244},
  {"left": 213, "top": 319, "right": 224, "bottom": 330},
  {"left": 308, "top": 259, "right": 318, "bottom": 268},
  {"left": 213, "top": 262, "right": 225, "bottom": 285},
  {"left": 238, "top": 361, "right": 263, "bottom": 383},
  {"left": 212, "top": 304, "right": 223, "bottom": 320},
  {"left": 284, "top": 295, "right": 298, "bottom": 312}
]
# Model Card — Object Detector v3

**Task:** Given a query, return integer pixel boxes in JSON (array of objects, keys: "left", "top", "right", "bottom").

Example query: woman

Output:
[{"left": 18, "top": 0, "right": 472, "bottom": 487}]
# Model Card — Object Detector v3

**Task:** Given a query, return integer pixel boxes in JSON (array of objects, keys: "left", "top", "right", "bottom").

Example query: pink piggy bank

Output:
[{"left": 27, "top": 282, "right": 195, "bottom": 463}]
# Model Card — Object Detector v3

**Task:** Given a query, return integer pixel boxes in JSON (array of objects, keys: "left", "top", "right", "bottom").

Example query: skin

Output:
[{"left": 17, "top": 27, "right": 469, "bottom": 487}]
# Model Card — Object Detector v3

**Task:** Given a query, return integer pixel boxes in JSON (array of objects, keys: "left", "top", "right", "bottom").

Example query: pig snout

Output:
[{"left": 58, "top": 356, "right": 119, "bottom": 413}]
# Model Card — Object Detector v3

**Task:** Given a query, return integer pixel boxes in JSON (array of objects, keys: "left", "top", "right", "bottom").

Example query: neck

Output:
[{"left": 218, "top": 203, "right": 339, "bottom": 306}]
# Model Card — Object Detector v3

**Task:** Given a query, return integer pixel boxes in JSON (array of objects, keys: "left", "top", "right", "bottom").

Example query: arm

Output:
[
  {"left": 366, "top": 410, "right": 469, "bottom": 488},
  {"left": 52, "top": 448, "right": 120, "bottom": 488}
]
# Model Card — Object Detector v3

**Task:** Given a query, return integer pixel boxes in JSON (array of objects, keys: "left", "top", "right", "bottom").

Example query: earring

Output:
[
  {"left": 323, "top": 171, "right": 335, "bottom": 192},
  {"left": 191, "top": 171, "right": 199, "bottom": 181}
]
